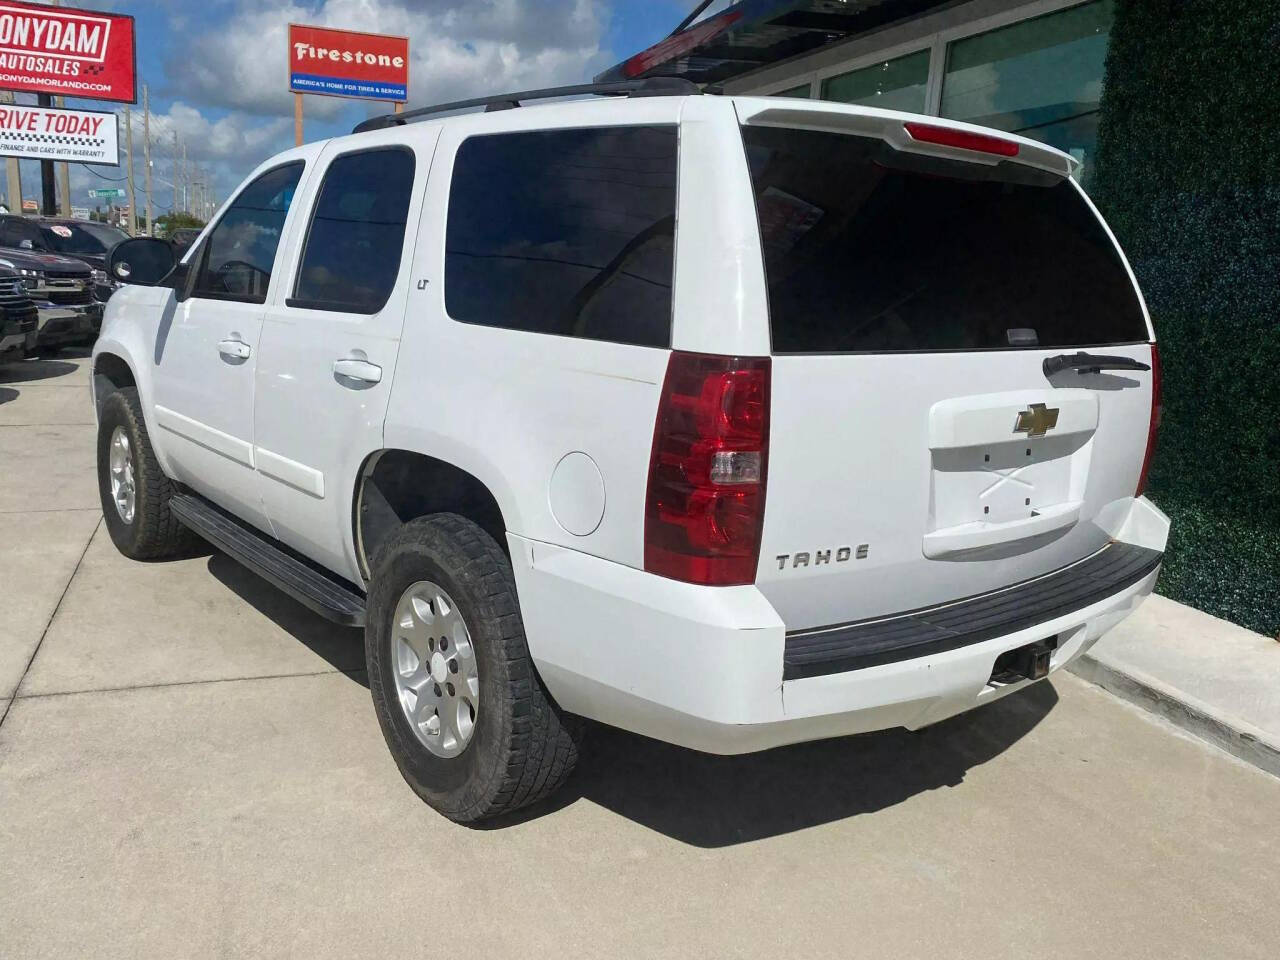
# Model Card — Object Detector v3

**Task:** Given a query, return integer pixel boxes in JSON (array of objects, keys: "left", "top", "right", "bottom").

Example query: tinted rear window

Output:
[
  {"left": 741, "top": 125, "right": 1147, "bottom": 353},
  {"left": 445, "top": 126, "right": 677, "bottom": 349}
]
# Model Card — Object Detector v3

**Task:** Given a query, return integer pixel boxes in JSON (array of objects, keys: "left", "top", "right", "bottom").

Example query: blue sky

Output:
[{"left": 16, "top": 0, "right": 729, "bottom": 217}]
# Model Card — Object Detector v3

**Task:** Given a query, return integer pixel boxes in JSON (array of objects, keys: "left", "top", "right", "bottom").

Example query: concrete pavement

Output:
[
  {"left": 1072, "top": 594, "right": 1280, "bottom": 777},
  {"left": 2, "top": 351, "right": 1279, "bottom": 959}
]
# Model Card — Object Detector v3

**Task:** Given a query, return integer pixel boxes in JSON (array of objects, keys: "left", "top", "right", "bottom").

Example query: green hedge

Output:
[{"left": 1093, "top": 0, "right": 1279, "bottom": 635}]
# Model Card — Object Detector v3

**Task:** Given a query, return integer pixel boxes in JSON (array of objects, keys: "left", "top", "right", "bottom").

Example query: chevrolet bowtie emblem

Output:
[{"left": 1014, "top": 403, "right": 1060, "bottom": 438}]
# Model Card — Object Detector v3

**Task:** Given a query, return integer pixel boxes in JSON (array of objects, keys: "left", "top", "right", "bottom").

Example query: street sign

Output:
[
  {"left": 70, "top": 205, "right": 89, "bottom": 220},
  {"left": 288, "top": 24, "right": 408, "bottom": 102},
  {"left": 0, "top": 103, "right": 118, "bottom": 165},
  {"left": 0, "top": 1, "right": 138, "bottom": 103},
  {"left": 88, "top": 187, "right": 124, "bottom": 199}
]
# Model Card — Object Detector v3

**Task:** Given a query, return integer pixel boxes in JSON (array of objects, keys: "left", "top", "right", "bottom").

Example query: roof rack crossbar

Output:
[{"left": 353, "top": 77, "right": 700, "bottom": 134}]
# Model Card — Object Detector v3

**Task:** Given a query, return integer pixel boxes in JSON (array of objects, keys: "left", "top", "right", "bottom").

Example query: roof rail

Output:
[{"left": 353, "top": 77, "right": 700, "bottom": 134}]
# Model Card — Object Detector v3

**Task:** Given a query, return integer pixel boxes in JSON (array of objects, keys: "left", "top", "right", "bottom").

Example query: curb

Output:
[{"left": 1068, "top": 654, "right": 1280, "bottom": 780}]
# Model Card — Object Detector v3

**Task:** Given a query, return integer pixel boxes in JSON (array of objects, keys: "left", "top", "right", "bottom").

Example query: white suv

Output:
[{"left": 92, "top": 81, "right": 1168, "bottom": 823}]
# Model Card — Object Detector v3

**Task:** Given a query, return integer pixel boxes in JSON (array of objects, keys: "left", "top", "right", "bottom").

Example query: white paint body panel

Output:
[
  {"left": 93, "top": 96, "right": 1167, "bottom": 753},
  {"left": 252, "top": 127, "right": 440, "bottom": 582}
]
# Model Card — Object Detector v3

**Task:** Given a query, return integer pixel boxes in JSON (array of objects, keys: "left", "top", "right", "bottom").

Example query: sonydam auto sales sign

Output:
[
  {"left": 0, "top": 1, "right": 136, "bottom": 103},
  {"left": 0, "top": 102, "right": 118, "bottom": 165},
  {"left": 289, "top": 24, "right": 408, "bottom": 102}
]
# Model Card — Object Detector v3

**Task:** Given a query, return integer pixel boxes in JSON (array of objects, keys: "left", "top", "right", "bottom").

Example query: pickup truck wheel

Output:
[
  {"left": 366, "top": 513, "right": 582, "bottom": 823},
  {"left": 96, "top": 387, "right": 196, "bottom": 560}
]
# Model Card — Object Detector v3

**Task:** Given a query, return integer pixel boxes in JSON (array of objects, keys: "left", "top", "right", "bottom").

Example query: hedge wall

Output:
[{"left": 1092, "top": 0, "right": 1279, "bottom": 635}]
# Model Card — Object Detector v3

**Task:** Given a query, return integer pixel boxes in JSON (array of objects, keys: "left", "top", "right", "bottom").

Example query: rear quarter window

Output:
[
  {"left": 741, "top": 125, "right": 1148, "bottom": 353},
  {"left": 444, "top": 125, "right": 677, "bottom": 349}
]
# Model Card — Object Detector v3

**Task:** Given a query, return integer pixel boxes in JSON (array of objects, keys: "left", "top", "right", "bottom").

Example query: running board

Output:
[{"left": 169, "top": 493, "right": 367, "bottom": 627}]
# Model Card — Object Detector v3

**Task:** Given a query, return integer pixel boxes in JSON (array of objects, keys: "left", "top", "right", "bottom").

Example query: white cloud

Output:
[
  {"left": 27, "top": 0, "right": 615, "bottom": 217},
  {"left": 167, "top": 0, "right": 610, "bottom": 118}
]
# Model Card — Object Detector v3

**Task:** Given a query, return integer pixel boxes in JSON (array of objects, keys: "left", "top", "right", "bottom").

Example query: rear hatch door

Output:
[{"left": 736, "top": 107, "right": 1156, "bottom": 630}]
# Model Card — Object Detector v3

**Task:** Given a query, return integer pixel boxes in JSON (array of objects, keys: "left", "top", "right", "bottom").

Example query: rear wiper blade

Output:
[{"left": 1043, "top": 351, "right": 1151, "bottom": 377}]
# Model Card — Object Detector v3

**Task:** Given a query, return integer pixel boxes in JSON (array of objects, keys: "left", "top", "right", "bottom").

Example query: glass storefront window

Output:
[
  {"left": 771, "top": 83, "right": 812, "bottom": 98},
  {"left": 820, "top": 49, "right": 930, "bottom": 113},
  {"left": 940, "top": 0, "right": 1114, "bottom": 185}
]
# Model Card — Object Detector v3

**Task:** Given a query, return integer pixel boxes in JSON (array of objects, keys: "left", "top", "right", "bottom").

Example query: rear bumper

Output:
[{"left": 512, "top": 497, "right": 1170, "bottom": 755}]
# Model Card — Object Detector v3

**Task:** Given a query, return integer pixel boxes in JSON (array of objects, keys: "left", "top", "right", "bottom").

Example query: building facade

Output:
[{"left": 602, "top": 0, "right": 1116, "bottom": 186}]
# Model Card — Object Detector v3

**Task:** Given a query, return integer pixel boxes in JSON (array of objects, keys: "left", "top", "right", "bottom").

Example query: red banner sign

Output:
[
  {"left": 288, "top": 24, "right": 409, "bottom": 103},
  {"left": 0, "top": 1, "right": 136, "bottom": 103}
]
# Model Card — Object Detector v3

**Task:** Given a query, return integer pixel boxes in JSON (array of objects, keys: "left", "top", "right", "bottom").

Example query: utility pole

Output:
[
  {"left": 124, "top": 105, "right": 137, "bottom": 235},
  {"left": 143, "top": 85, "right": 154, "bottom": 236},
  {"left": 172, "top": 129, "right": 179, "bottom": 218},
  {"left": 0, "top": 91, "right": 20, "bottom": 213},
  {"left": 48, "top": 0, "right": 70, "bottom": 213}
]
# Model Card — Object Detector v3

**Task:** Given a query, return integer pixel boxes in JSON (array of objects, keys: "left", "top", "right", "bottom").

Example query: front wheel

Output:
[
  {"left": 366, "top": 514, "right": 582, "bottom": 823},
  {"left": 96, "top": 387, "right": 196, "bottom": 560}
]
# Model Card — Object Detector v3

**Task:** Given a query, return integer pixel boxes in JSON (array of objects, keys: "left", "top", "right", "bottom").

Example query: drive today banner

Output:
[
  {"left": 0, "top": 1, "right": 137, "bottom": 103},
  {"left": 0, "top": 102, "right": 118, "bottom": 166},
  {"left": 289, "top": 24, "right": 409, "bottom": 103}
]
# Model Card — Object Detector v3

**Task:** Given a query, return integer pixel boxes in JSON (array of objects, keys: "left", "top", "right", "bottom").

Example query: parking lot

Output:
[{"left": 2, "top": 351, "right": 1278, "bottom": 959}]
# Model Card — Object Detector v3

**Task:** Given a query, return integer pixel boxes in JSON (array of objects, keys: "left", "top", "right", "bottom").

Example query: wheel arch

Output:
[
  {"left": 91, "top": 349, "right": 137, "bottom": 415},
  {"left": 354, "top": 448, "right": 512, "bottom": 580}
]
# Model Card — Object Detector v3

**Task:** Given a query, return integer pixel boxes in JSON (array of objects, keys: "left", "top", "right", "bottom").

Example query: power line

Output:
[{"left": 78, "top": 163, "right": 127, "bottom": 182}]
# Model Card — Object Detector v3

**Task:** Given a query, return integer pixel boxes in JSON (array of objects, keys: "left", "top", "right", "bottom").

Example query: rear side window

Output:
[
  {"left": 741, "top": 126, "right": 1147, "bottom": 353},
  {"left": 192, "top": 162, "right": 303, "bottom": 304},
  {"left": 445, "top": 126, "right": 677, "bottom": 349},
  {"left": 291, "top": 147, "right": 416, "bottom": 314}
]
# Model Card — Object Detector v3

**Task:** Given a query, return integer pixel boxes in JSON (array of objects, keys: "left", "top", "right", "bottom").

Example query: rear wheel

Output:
[
  {"left": 366, "top": 513, "right": 582, "bottom": 823},
  {"left": 96, "top": 387, "right": 196, "bottom": 559}
]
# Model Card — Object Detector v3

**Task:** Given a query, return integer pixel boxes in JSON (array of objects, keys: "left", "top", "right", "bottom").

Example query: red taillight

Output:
[
  {"left": 904, "top": 121, "right": 1020, "bottom": 157},
  {"left": 1136, "top": 342, "right": 1162, "bottom": 497},
  {"left": 644, "top": 351, "right": 771, "bottom": 586}
]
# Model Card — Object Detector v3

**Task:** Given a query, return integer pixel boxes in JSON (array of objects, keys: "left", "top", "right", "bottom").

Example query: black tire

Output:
[
  {"left": 366, "top": 513, "right": 582, "bottom": 823},
  {"left": 96, "top": 386, "right": 197, "bottom": 560}
]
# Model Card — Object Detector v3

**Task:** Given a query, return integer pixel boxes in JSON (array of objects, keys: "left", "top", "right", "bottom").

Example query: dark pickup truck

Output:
[
  {"left": 0, "top": 267, "right": 39, "bottom": 362},
  {"left": 0, "top": 244, "right": 103, "bottom": 353}
]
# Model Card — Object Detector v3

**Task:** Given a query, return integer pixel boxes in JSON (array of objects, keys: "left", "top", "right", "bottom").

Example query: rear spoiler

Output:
[{"left": 734, "top": 98, "right": 1078, "bottom": 181}]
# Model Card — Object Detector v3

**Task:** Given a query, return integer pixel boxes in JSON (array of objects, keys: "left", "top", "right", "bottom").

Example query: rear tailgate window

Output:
[{"left": 741, "top": 125, "right": 1147, "bottom": 353}]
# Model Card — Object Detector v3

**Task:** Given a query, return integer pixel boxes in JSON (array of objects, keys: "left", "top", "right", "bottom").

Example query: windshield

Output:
[
  {"left": 40, "top": 222, "right": 128, "bottom": 255},
  {"left": 741, "top": 125, "right": 1148, "bottom": 353}
]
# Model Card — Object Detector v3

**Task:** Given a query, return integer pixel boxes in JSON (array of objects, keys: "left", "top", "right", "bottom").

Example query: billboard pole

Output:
[
  {"left": 0, "top": 91, "right": 20, "bottom": 213},
  {"left": 55, "top": 98, "right": 71, "bottom": 215},
  {"left": 36, "top": 93, "right": 56, "bottom": 215},
  {"left": 295, "top": 93, "right": 303, "bottom": 146},
  {"left": 143, "top": 85, "right": 153, "bottom": 235},
  {"left": 50, "top": 0, "right": 71, "bottom": 215}
]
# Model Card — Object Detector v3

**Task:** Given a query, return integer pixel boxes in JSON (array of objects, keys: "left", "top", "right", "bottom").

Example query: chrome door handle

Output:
[
  {"left": 217, "top": 338, "right": 251, "bottom": 360},
  {"left": 333, "top": 358, "right": 382, "bottom": 384}
]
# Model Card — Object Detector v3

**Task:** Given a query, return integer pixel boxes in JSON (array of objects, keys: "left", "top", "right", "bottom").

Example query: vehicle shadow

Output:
[
  {"left": 0, "top": 386, "right": 16, "bottom": 404},
  {"left": 200, "top": 548, "right": 1057, "bottom": 845},
  {"left": 0, "top": 356, "right": 79, "bottom": 384},
  {"left": 205, "top": 550, "right": 368, "bottom": 684},
  {"left": 500, "top": 680, "right": 1059, "bottom": 846}
]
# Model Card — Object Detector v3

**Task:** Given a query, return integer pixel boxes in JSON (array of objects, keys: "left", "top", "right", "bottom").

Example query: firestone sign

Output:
[
  {"left": 0, "top": 1, "right": 137, "bottom": 103},
  {"left": 288, "top": 24, "right": 408, "bottom": 103}
]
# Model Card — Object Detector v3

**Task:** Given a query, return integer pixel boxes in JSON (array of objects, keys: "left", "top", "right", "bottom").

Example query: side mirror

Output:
[
  {"left": 18, "top": 238, "right": 32, "bottom": 250},
  {"left": 107, "top": 237, "right": 177, "bottom": 286}
]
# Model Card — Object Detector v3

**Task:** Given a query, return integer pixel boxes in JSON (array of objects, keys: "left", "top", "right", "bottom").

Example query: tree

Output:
[{"left": 154, "top": 211, "right": 206, "bottom": 237}]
